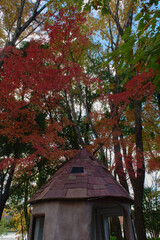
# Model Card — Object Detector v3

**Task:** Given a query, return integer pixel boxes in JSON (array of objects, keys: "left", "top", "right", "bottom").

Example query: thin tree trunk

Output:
[
  {"left": 0, "top": 164, "right": 15, "bottom": 220},
  {"left": 70, "top": 92, "right": 85, "bottom": 147},
  {"left": 113, "top": 127, "right": 129, "bottom": 192},
  {"left": 24, "top": 180, "right": 30, "bottom": 235},
  {"left": 63, "top": 91, "right": 80, "bottom": 149},
  {"left": 133, "top": 99, "right": 146, "bottom": 240},
  {"left": 77, "top": 84, "right": 106, "bottom": 164},
  {"left": 0, "top": 141, "right": 19, "bottom": 221},
  {"left": 111, "top": 98, "right": 129, "bottom": 192}
]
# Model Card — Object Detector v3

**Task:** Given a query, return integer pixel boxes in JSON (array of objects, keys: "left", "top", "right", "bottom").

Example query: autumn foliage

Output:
[
  {"left": 0, "top": 7, "right": 89, "bottom": 172},
  {"left": 0, "top": 3, "right": 159, "bottom": 239}
]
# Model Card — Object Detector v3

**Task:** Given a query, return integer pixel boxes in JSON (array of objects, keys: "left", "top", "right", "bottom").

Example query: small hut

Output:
[{"left": 29, "top": 149, "right": 136, "bottom": 240}]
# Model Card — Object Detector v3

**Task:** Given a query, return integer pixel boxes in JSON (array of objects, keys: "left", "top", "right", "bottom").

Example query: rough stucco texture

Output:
[{"left": 31, "top": 201, "right": 92, "bottom": 240}]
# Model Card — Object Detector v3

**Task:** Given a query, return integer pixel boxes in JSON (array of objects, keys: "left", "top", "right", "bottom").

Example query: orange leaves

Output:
[{"left": 148, "top": 156, "right": 160, "bottom": 172}]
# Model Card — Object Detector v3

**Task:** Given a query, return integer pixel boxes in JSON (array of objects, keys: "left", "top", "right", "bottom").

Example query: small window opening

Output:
[
  {"left": 32, "top": 215, "right": 45, "bottom": 240},
  {"left": 70, "top": 167, "right": 84, "bottom": 173}
]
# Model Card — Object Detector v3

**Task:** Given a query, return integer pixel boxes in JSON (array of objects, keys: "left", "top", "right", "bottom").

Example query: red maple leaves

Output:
[
  {"left": 108, "top": 69, "right": 155, "bottom": 107},
  {"left": 0, "top": 7, "right": 88, "bottom": 171}
]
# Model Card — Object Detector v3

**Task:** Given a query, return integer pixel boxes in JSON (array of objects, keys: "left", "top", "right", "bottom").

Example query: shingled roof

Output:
[{"left": 29, "top": 149, "right": 133, "bottom": 203}]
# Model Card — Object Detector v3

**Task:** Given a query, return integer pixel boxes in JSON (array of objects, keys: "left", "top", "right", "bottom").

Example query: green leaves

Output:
[
  {"left": 135, "top": 12, "right": 142, "bottom": 21},
  {"left": 84, "top": 3, "right": 91, "bottom": 12},
  {"left": 143, "top": 187, "right": 160, "bottom": 237},
  {"left": 83, "top": 0, "right": 110, "bottom": 16},
  {"left": 101, "top": 6, "right": 109, "bottom": 16},
  {"left": 104, "top": 1, "right": 160, "bottom": 89},
  {"left": 122, "top": 27, "right": 132, "bottom": 41},
  {"left": 0, "top": 218, "right": 9, "bottom": 236}
]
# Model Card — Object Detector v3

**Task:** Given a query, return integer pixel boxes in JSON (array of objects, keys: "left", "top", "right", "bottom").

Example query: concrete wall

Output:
[{"left": 29, "top": 200, "right": 92, "bottom": 240}]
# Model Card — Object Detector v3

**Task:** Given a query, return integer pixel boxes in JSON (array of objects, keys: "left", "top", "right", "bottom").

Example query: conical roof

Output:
[{"left": 29, "top": 149, "right": 133, "bottom": 204}]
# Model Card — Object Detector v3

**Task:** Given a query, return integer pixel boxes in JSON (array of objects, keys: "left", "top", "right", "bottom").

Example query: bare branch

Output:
[
  {"left": 106, "top": 0, "right": 123, "bottom": 36},
  {"left": 93, "top": 127, "right": 115, "bottom": 155},
  {"left": 124, "top": 9, "right": 133, "bottom": 29},
  {"left": 33, "top": 0, "right": 41, "bottom": 13},
  {"left": 115, "top": 33, "right": 120, "bottom": 49},
  {"left": 15, "top": 20, "right": 43, "bottom": 46},
  {"left": 7, "top": 1, "right": 48, "bottom": 46},
  {"left": 115, "top": 0, "right": 120, "bottom": 18},
  {"left": 109, "top": 18, "right": 114, "bottom": 51}
]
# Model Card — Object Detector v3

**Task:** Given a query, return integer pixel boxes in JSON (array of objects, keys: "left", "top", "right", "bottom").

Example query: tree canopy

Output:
[{"left": 0, "top": 1, "right": 160, "bottom": 239}]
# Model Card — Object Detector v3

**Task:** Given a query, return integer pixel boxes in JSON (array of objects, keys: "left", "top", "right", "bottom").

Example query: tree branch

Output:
[
  {"left": 109, "top": 19, "right": 115, "bottom": 51},
  {"left": 6, "top": 0, "right": 48, "bottom": 46},
  {"left": 106, "top": 0, "right": 123, "bottom": 36},
  {"left": 16, "top": 0, "right": 26, "bottom": 29},
  {"left": 115, "top": 0, "right": 120, "bottom": 18},
  {"left": 70, "top": 91, "right": 85, "bottom": 147},
  {"left": 15, "top": 20, "right": 43, "bottom": 46}
]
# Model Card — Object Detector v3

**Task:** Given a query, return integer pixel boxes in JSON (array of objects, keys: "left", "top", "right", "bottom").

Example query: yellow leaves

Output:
[
  {"left": 85, "top": 0, "right": 139, "bottom": 54},
  {"left": 0, "top": 23, "right": 6, "bottom": 45},
  {"left": 8, "top": 207, "right": 31, "bottom": 236},
  {"left": 0, "top": 0, "right": 37, "bottom": 45},
  {"left": 2, "top": 211, "right": 9, "bottom": 218},
  {"left": 1, "top": 1, "right": 17, "bottom": 27},
  {"left": 117, "top": 0, "right": 137, "bottom": 24},
  {"left": 0, "top": 0, "right": 28, "bottom": 32},
  {"left": 87, "top": 13, "right": 112, "bottom": 40},
  {"left": 125, "top": 108, "right": 134, "bottom": 125}
]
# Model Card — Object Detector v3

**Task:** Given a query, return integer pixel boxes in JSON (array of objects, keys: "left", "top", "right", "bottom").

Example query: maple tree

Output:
[
  {"left": 0, "top": 0, "right": 81, "bottom": 67},
  {"left": 0, "top": 6, "right": 90, "bottom": 221}
]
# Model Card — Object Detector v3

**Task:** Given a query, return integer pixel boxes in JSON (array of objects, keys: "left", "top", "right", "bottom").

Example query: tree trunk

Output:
[
  {"left": 111, "top": 101, "right": 129, "bottom": 192},
  {"left": 133, "top": 100, "right": 146, "bottom": 240},
  {"left": 113, "top": 129, "right": 129, "bottom": 192},
  {"left": 77, "top": 84, "right": 106, "bottom": 164},
  {"left": 24, "top": 180, "right": 30, "bottom": 235},
  {"left": 0, "top": 165, "right": 15, "bottom": 220},
  {"left": 133, "top": 179, "right": 146, "bottom": 240},
  {"left": 0, "top": 141, "right": 19, "bottom": 221}
]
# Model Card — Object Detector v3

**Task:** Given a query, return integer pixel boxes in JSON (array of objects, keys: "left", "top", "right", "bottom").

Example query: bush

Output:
[{"left": 0, "top": 218, "right": 9, "bottom": 236}]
